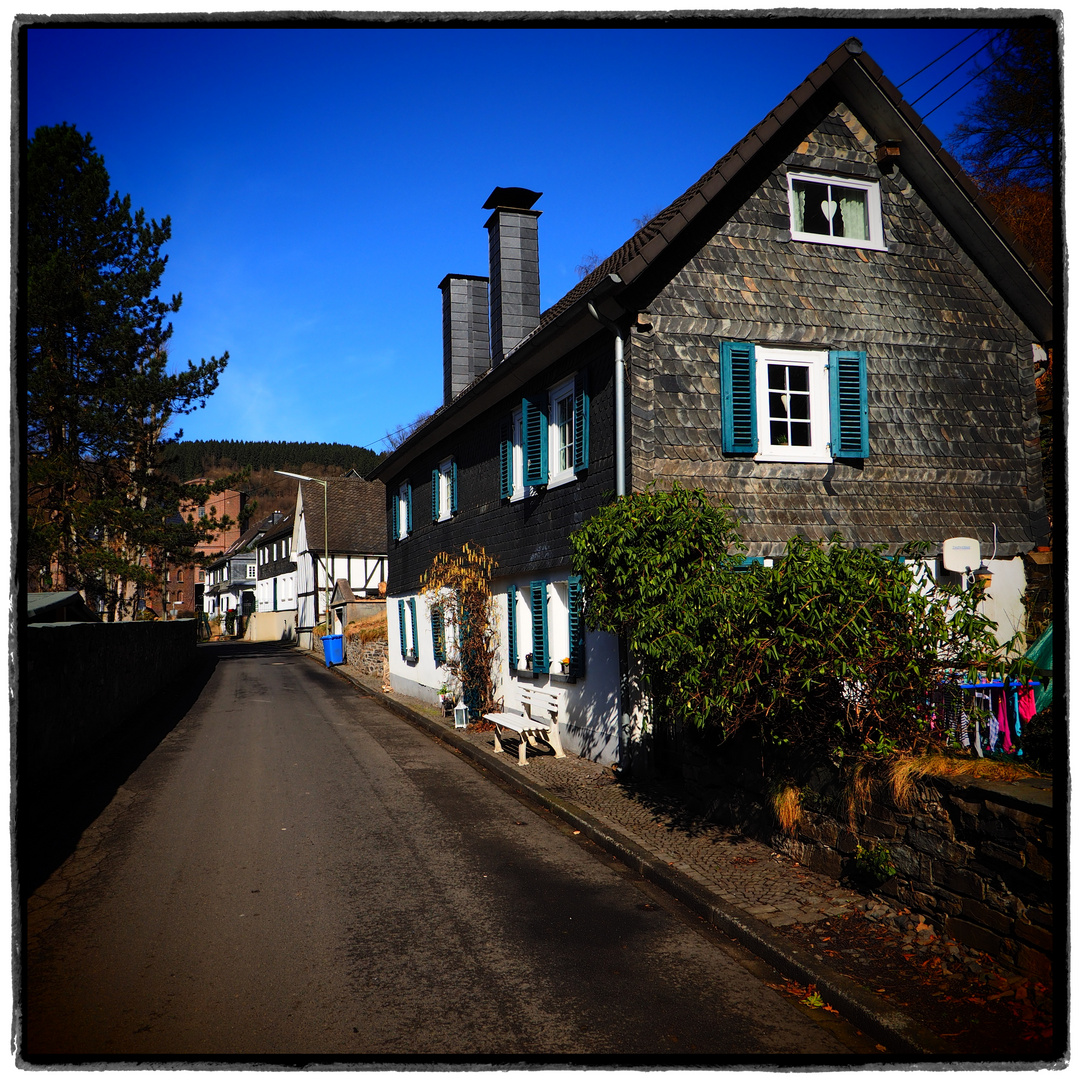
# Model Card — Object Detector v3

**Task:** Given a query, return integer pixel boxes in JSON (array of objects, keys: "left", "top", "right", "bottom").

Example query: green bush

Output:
[
  {"left": 570, "top": 483, "right": 1028, "bottom": 763},
  {"left": 851, "top": 842, "right": 897, "bottom": 887}
]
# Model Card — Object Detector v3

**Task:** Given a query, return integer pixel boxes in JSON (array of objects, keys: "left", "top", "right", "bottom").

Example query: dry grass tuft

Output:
[
  {"left": 843, "top": 762, "right": 876, "bottom": 828},
  {"left": 771, "top": 785, "right": 802, "bottom": 835},
  {"left": 344, "top": 610, "right": 387, "bottom": 643},
  {"left": 887, "top": 753, "right": 1035, "bottom": 809}
]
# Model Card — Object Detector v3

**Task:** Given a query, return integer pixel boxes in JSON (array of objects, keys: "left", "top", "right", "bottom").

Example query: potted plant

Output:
[
  {"left": 560, "top": 657, "right": 570, "bottom": 675},
  {"left": 439, "top": 685, "right": 455, "bottom": 716}
]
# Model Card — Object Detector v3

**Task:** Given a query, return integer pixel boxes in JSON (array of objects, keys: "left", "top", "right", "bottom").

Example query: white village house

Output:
[{"left": 292, "top": 476, "right": 387, "bottom": 650}]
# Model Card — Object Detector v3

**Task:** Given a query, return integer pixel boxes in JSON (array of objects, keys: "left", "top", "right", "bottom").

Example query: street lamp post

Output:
[{"left": 276, "top": 471, "right": 330, "bottom": 643}]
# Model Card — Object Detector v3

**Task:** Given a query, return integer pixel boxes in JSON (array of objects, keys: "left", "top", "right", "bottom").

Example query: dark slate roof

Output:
[
  {"left": 370, "top": 37, "right": 1053, "bottom": 482},
  {"left": 299, "top": 477, "right": 386, "bottom": 555},
  {"left": 27, "top": 591, "right": 101, "bottom": 623},
  {"left": 255, "top": 512, "right": 294, "bottom": 547}
]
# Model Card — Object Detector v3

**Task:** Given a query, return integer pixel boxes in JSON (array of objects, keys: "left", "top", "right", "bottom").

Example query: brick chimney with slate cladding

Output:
[
  {"left": 484, "top": 186, "right": 542, "bottom": 365},
  {"left": 440, "top": 273, "right": 490, "bottom": 405}
]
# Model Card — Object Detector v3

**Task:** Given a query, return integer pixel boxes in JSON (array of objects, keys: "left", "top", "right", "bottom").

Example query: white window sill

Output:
[
  {"left": 789, "top": 232, "right": 887, "bottom": 253},
  {"left": 754, "top": 452, "right": 833, "bottom": 465},
  {"left": 546, "top": 472, "right": 577, "bottom": 491}
]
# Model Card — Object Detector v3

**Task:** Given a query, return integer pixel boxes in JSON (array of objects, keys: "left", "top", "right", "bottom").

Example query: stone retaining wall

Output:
[
  {"left": 786, "top": 775, "right": 1053, "bottom": 978},
  {"left": 681, "top": 743, "right": 1053, "bottom": 977},
  {"left": 345, "top": 636, "right": 388, "bottom": 678}
]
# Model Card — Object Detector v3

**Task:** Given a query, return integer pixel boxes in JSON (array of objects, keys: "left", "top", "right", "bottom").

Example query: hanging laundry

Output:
[
  {"left": 1019, "top": 687, "right": 1037, "bottom": 725},
  {"left": 997, "top": 691, "right": 1012, "bottom": 753}
]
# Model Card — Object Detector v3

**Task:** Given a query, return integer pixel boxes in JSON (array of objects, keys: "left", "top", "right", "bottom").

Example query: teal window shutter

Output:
[
  {"left": 573, "top": 371, "right": 590, "bottom": 473},
  {"left": 398, "top": 599, "right": 407, "bottom": 658},
  {"left": 720, "top": 341, "right": 758, "bottom": 453},
  {"left": 523, "top": 396, "right": 548, "bottom": 487},
  {"left": 506, "top": 585, "right": 518, "bottom": 669},
  {"left": 432, "top": 607, "right": 446, "bottom": 665},
  {"left": 731, "top": 556, "right": 765, "bottom": 573},
  {"left": 431, "top": 468, "right": 440, "bottom": 522},
  {"left": 450, "top": 460, "right": 459, "bottom": 514},
  {"left": 829, "top": 350, "right": 869, "bottom": 457},
  {"left": 405, "top": 481, "right": 413, "bottom": 534},
  {"left": 391, "top": 492, "right": 400, "bottom": 541},
  {"left": 408, "top": 597, "right": 419, "bottom": 659},
  {"left": 529, "top": 580, "right": 548, "bottom": 674},
  {"left": 567, "top": 574, "right": 585, "bottom": 678},
  {"left": 499, "top": 420, "right": 512, "bottom": 499}
]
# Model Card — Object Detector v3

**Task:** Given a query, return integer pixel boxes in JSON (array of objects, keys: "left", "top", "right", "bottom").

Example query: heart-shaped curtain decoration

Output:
[{"left": 820, "top": 199, "right": 837, "bottom": 222}]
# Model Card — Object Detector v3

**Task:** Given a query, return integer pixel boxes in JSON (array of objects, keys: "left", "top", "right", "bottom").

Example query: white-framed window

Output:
[
  {"left": 397, "top": 597, "right": 419, "bottom": 662},
  {"left": 787, "top": 171, "right": 885, "bottom": 250},
  {"left": 392, "top": 481, "right": 413, "bottom": 540},
  {"left": 431, "top": 458, "right": 458, "bottom": 522},
  {"left": 720, "top": 341, "right": 869, "bottom": 461},
  {"left": 548, "top": 379, "right": 577, "bottom": 486},
  {"left": 501, "top": 372, "right": 590, "bottom": 497},
  {"left": 754, "top": 347, "right": 831, "bottom": 463},
  {"left": 247, "top": 563, "right": 257, "bottom": 579},
  {"left": 506, "top": 576, "right": 585, "bottom": 678},
  {"left": 511, "top": 407, "right": 526, "bottom": 500}
]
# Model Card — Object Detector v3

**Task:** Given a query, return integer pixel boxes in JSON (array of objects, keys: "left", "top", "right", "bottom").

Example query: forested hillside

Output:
[
  {"left": 162, "top": 439, "right": 383, "bottom": 480},
  {"left": 161, "top": 440, "right": 387, "bottom": 519}
]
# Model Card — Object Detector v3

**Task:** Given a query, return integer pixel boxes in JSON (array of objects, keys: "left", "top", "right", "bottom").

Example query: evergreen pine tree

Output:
[{"left": 26, "top": 123, "right": 233, "bottom": 619}]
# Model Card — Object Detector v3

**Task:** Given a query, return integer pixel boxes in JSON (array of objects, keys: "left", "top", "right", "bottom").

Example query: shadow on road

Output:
[{"left": 16, "top": 646, "right": 224, "bottom": 901}]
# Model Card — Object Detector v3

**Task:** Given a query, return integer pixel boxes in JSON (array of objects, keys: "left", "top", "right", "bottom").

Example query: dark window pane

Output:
[
  {"left": 767, "top": 364, "right": 786, "bottom": 390},
  {"left": 770, "top": 421, "right": 788, "bottom": 446},
  {"left": 769, "top": 392, "right": 788, "bottom": 419},
  {"left": 793, "top": 179, "right": 830, "bottom": 235},
  {"left": 791, "top": 423, "right": 812, "bottom": 446},
  {"left": 790, "top": 394, "right": 810, "bottom": 420},
  {"left": 788, "top": 366, "right": 809, "bottom": 392}
]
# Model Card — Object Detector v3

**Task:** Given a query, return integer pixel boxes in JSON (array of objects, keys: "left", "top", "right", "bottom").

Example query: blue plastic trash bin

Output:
[{"left": 322, "top": 634, "right": 344, "bottom": 667}]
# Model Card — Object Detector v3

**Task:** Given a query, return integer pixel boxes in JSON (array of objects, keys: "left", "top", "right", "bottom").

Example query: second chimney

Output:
[
  {"left": 484, "top": 186, "right": 542, "bottom": 365},
  {"left": 440, "top": 274, "right": 490, "bottom": 405}
]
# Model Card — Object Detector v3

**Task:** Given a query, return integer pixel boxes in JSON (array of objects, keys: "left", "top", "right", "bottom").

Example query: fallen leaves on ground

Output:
[{"left": 773, "top": 909, "right": 1056, "bottom": 1059}]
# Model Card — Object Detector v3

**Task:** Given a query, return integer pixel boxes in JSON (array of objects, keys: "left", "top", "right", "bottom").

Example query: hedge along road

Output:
[{"left": 23, "top": 641, "right": 860, "bottom": 1062}]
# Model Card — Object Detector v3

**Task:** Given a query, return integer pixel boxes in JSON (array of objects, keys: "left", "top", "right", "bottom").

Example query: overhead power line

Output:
[{"left": 896, "top": 29, "right": 980, "bottom": 87}]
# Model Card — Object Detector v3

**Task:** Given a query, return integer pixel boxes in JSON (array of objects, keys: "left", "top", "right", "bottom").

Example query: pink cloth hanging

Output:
[
  {"left": 1019, "top": 687, "right": 1037, "bottom": 724},
  {"left": 997, "top": 691, "right": 1013, "bottom": 752}
]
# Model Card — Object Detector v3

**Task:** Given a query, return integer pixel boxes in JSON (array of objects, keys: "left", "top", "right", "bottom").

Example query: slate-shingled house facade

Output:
[{"left": 369, "top": 39, "right": 1052, "bottom": 767}]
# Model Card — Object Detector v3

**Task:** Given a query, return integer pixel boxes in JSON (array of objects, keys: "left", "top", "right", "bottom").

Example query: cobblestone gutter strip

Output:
[{"left": 323, "top": 659, "right": 952, "bottom": 1058}]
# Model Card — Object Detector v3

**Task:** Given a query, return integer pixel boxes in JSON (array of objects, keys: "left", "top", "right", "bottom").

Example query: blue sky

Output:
[{"left": 25, "top": 19, "right": 1012, "bottom": 453}]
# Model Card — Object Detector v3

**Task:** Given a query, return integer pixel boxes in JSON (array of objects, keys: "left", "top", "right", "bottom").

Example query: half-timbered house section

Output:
[
  {"left": 369, "top": 39, "right": 1052, "bottom": 766},
  {"left": 292, "top": 477, "right": 387, "bottom": 649}
]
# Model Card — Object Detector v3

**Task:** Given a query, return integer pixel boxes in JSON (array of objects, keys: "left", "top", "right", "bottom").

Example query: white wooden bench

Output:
[{"left": 484, "top": 686, "right": 566, "bottom": 766}]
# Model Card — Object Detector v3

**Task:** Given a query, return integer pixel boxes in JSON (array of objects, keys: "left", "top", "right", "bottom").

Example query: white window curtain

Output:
[
  {"left": 838, "top": 190, "right": 868, "bottom": 240},
  {"left": 792, "top": 184, "right": 807, "bottom": 232}
]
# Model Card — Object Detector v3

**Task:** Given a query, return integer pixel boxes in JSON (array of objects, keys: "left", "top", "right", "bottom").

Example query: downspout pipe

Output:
[
  {"left": 588, "top": 301, "right": 631, "bottom": 774},
  {"left": 587, "top": 302, "right": 626, "bottom": 498}
]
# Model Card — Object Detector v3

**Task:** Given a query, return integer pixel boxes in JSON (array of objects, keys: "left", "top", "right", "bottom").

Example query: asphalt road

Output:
[{"left": 23, "top": 641, "right": 858, "bottom": 1062}]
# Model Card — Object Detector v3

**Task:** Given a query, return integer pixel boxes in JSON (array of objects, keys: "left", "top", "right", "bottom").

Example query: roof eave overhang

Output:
[{"left": 369, "top": 273, "right": 626, "bottom": 480}]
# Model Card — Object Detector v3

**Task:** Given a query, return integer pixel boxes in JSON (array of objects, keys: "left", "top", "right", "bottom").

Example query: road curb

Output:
[{"left": 318, "top": 654, "right": 953, "bottom": 1058}]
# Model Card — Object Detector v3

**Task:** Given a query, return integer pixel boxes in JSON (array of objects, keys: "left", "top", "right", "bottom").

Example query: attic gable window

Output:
[{"left": 787, "top": 172, "right": 884, "bottom": 250}]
